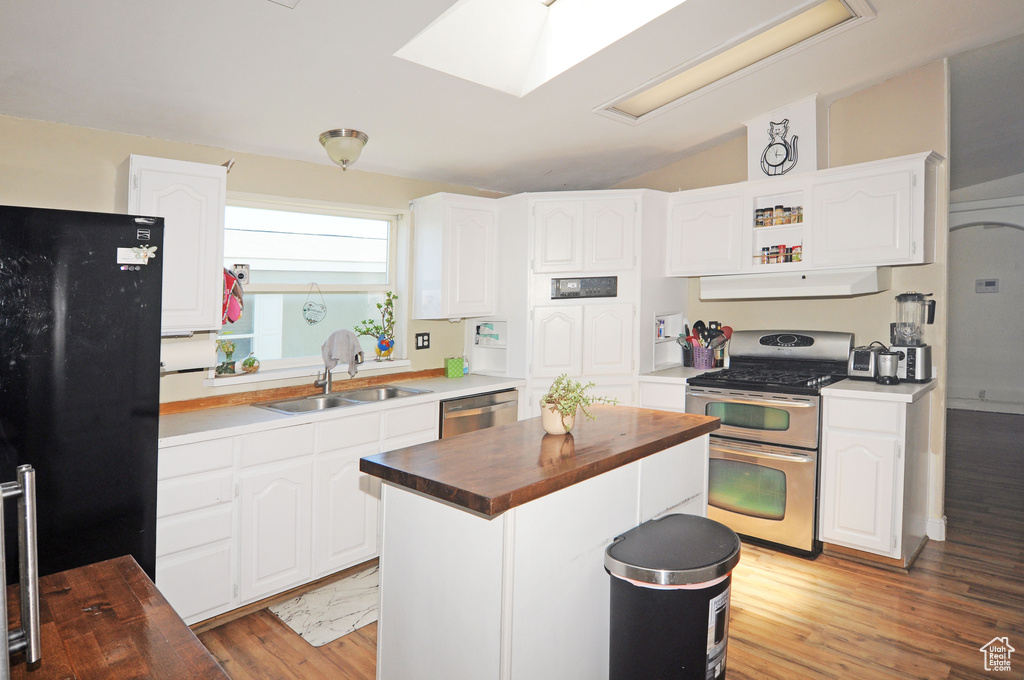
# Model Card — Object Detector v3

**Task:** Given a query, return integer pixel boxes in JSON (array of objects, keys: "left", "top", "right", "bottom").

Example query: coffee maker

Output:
[{"left": 890, "top": 292, "right": 935, "bottom": 382}]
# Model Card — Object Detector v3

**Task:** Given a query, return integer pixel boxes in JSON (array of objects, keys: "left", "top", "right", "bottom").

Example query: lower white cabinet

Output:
[
  {"left": 239, "top": 459, "right": 314, "bottom": 602},
  {"left": 818, "top": 391, "right": 931, "bottom": 564},
  {"left": 156, "top": 400, "right": 440, "bottom": 625}
]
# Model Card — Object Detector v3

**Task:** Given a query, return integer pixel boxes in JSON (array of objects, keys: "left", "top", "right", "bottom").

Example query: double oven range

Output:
[{"left": 685, "top": 330, "right": 853, "bottom": 557}]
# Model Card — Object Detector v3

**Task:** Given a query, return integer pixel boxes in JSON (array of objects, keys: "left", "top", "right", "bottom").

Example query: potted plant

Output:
[
  {"left": 355, "top": 291, "right": 398, "bottom": 361},
  {"left": 215, "top": 338, "right": 237, "bottom": 375},
  {"left": 539, "top": 374, "right": 617, "bottom": 435}
]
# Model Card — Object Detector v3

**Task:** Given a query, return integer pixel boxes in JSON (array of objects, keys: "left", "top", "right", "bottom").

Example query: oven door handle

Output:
[
  {"left": 714, "top": 398, "right": 815, "bottom": 409},
  {"left": 714, "top": 445, "right": 814, "bottom": 464}
]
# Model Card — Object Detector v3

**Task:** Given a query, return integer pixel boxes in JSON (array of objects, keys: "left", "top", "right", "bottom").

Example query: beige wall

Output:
[
  {"left": 616, "top": 60, "right": 952, "bottom": 532},
  {"left": 0, "top": 114, "right": 499, "bottom": 403}
]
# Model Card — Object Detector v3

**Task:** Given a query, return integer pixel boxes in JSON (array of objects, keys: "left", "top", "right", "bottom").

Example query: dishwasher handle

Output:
[{"left": 444, "top": 402, "right": 517, "bottom": 418}]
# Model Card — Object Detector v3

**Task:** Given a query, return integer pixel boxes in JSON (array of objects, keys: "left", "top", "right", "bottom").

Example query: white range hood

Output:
[{"left": 699, "top": 267, "right": 891, "bottom": 300}]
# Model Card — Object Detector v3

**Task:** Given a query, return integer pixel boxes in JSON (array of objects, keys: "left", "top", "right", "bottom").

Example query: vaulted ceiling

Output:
[{"left": 1, "top": 0, "right": 1023, "bottom": 193}]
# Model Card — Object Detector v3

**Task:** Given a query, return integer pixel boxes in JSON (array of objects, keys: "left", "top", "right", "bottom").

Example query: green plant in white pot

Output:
[{"left": 539, "top": 374, "right": 617, "bottom": 435}]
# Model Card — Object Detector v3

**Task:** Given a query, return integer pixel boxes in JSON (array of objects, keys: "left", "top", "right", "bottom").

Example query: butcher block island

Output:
[{"left": 360, "top": 405, "right": 719, "bottom": 680}]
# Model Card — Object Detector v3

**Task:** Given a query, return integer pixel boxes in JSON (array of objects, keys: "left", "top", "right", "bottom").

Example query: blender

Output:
[{"left": 890, "top": 292, "right": 935, "bottom": 382}]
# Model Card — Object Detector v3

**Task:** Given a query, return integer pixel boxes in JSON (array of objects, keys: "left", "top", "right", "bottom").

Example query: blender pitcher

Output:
[{"left": 891, "top": 292, "right": 936, "bottom": 346}]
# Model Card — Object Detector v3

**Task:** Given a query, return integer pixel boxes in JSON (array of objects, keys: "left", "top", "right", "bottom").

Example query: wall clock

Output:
[{"left": 760, "top": 119, "right": 799, "bottom": 176}]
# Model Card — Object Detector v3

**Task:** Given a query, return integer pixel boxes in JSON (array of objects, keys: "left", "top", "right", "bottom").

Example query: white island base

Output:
[{"left": 374, "top": 436, "right": 708, "bottom": 680}]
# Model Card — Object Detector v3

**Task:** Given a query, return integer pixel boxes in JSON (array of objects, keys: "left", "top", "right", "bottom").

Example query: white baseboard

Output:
[
  {"left": 927, "top": 516, "right": 947, "bottom": 541},
  {"left": 946, "top": 398, "right": 1024, "bottom": 415}
]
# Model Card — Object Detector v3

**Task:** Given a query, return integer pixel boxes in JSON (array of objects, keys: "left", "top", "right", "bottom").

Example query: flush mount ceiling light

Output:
[
  {"left": 319, "top": 129, "right": 368, "bottom": 171},
  {"left": 598, "top": 0, "right": 874, "bottom": 124}
]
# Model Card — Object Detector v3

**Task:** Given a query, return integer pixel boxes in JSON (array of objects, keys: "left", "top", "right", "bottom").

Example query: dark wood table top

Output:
[
  {"left": 360, "top": 405, "right": 719, "bottom": 517},
  {"left": 5, "top": 555, "right": 228, "bottom": 680}
]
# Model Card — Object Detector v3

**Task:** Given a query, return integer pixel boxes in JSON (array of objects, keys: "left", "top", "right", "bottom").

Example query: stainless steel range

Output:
[{"left": 685, "top": 330, "right": 853, "bottom": 556}]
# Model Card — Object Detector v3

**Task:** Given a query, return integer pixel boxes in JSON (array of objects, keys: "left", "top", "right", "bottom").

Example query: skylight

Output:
[{"left": 395, "top": 0, "right": 687, "bottom": 97}]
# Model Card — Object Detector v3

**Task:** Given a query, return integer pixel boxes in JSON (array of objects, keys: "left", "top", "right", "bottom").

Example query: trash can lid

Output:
[{"left": 605, "top": 514, "right": 741, "bottom": 586}]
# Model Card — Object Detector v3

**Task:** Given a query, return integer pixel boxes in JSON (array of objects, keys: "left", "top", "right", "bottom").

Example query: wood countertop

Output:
[
  {"left": 360, "top": 405, "right": 719, "bottom": 517},
  {"left": 5, "top": 556, "right": 228, "bottom": 680}
]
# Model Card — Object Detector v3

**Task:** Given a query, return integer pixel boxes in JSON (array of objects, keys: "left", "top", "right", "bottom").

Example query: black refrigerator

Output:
[{"left": 0, "top": 205, "right": 163, "bottom": 583}]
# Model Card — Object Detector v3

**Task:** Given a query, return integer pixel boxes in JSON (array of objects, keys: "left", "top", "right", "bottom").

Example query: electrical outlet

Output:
[{"left": 415, "top": 332, "right": 430, "bottom": 350}]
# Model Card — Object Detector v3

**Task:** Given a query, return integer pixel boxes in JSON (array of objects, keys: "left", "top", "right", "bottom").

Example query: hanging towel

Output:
[
  {"left": 321, "top": 329, "right": 364, "bottom": 378},
  {"left": 222, "top": 268, "right": 244, "bottom": 325}
]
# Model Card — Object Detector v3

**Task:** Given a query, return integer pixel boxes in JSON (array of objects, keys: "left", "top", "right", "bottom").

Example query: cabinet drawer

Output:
[
  {"left": 158, "top": 437, "right": 233, "bottom": 480},
  {"left": 156, "top": 542, "right": 234, "bottom": 624},
  {"left": 157, "top": 470, "right": 233, "bottom": 518},
  {"left": 826, "top": 398, "right": 901, "bottom": 435},
  {"left": 381, "top": 402, "right": 438, "bottom": 443},
  {"left": 157, "top": 504, "right": 233, "bottom": 556},
  {"left": 239, "top": 424, "right": 315, "bottom": 467},
  {"left": 639, "top": 382, "right": 687, "bottom": 412},
  {"left": 318, "top": 412, "right": 381, "bottom": 451}
]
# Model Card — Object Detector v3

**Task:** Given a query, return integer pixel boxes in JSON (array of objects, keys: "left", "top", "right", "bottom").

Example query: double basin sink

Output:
[{"left": 256, "top": 385, "right": 432, "bottom": 415}]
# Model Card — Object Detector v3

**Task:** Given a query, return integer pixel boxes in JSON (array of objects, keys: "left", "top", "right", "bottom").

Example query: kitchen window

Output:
[{"left": 216, "top": 195, "right": 408, "bottom": 377}]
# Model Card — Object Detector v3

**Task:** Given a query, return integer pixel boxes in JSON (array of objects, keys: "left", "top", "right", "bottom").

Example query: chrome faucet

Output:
[{"left": 313, "top": 368, "right": 333, "bottom": 395}]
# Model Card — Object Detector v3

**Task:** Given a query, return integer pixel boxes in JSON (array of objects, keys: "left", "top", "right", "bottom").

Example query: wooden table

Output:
[
  {"left": 361, "top": 406, "right": 719, "bottom": 680},
  {"left": 5, "top": 556, "right": 228, "bottom": 679}
]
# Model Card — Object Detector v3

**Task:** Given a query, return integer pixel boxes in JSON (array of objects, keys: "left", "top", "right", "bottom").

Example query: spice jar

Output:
[{"left": 791, "top": 245, "right": 802, "bottom": 262}]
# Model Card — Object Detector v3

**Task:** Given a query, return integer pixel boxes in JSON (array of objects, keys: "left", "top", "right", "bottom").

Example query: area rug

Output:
[{"left": 268, "top": 565, "right": 378, "bottom": 647}]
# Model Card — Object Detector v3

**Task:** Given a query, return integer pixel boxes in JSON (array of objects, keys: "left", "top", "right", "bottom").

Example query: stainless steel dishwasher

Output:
[{"left": 439, "top": 388, "right": 519, "bottom": 439}]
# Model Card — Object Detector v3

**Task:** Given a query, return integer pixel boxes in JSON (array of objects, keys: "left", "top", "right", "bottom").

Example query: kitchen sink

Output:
[
  {"left": 334, "top": 385, "right": 432, "bottom": 402},
  {"left": 255, "top": 384, "right": 432, "bottom": 415}
]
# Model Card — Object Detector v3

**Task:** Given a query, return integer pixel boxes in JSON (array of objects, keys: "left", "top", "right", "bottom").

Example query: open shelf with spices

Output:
[{"left": 749, "top": 187, "right": 807, "bottom": 270}]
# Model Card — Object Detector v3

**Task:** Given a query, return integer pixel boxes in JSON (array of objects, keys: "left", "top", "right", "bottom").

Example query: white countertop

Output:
[
  {"left": 821, "top": 378, "right": 936, "bottom": 403},
  {"left": 638, "top": 366, "right": 716, "bottom": 384},
  {"left": 159, "top": 374, "right": 526, "bottom": 446}
]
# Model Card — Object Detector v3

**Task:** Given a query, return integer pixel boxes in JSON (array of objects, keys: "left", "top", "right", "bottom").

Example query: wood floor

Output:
[{"left": 198, "top": 409, "right": 1023, "bottom": 679}]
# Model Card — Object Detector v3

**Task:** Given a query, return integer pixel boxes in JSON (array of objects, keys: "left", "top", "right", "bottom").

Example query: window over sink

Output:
[{"left": 217, "top": 195, "right": 407, "bottom": 373}]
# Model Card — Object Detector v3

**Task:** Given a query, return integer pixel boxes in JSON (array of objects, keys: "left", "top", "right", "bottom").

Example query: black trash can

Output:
[{"left": 605, "top": 514, "right": 741, "bottom": 680}]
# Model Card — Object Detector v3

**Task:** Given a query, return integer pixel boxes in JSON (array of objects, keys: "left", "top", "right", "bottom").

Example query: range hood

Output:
[{"left": 699, "top": 267, "right": 891, "bottom": 300}]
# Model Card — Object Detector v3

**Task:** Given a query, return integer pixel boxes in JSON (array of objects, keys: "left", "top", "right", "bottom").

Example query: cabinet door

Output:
[
  {"left": 581, "top": 303, "right": 633, "bottom": 375},
  {"left": 316, "top": 444, "right": 381, "bottom": 577},
  {"left": 129, "top": 155, "right": 226, "bottom": 334},
  {"left": 156, "top": 539, "right": 235, "bottom": 625},
  {"left": 239, "top": 460, "right": 314, "bottom": 602},
  {"left": 812, "top": 166, "right": 915, "bottom": 266},
  {"left": 533, "top": 201, "right": 583, "bottom": 273},
  {"left": 445, "top": 203, "right": 495, "bottom": 317},
  {"left": 819, "top": 430, "right": 900, "bottom": 556},
  {"left": 583, "top": 198, "right": 635, "bottom": 271},
  {"left": 532, "top": 305, "right": 583, "bottom": 377},
  {"left": 666, "top": 189, "right": 744, "bottom": 276}
]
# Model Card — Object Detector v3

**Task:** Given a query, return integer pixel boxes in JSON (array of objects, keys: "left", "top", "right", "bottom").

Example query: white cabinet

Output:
[
  {"left": 315, "top": 413, "right": 382, "bottom": 577},
  {"left": 533, "top": 197, "right": 636, "bottom": 273},
  {"left": 812, "top": 154, "right": 936, "bottom": 267},
  {"left": 411, "top": 193, "right": 496, "bottom": 320},
  {"left": 155, "top": 437, "right": 237, "bottom": 624},
  {"left": 818, "top": 390, "right": 931, "bottom": 565},
  {"left": 237, "top": 424, "right": 316, "bottom": 602},
  {"left": 666, "top": 188, "right": 744, "bottom": 276},
  {"left": 239, "top": 459, "right": 314, "bottom": 601},
  {"left": 128, "top": 155, "right": 226, "bottom": 335},
  {"left": 531, "top": 303, "right": 633, "bottom": 378},
  {"left": 581, "top": 303, "right": 634, "bottom": 376}
]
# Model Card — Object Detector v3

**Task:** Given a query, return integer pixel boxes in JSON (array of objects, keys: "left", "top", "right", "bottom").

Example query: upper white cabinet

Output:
[
  {"left": 411, "top": 193, "right": 496, "bottom": 320},
  {"left": 812, "top": 153, "right": 938, "bottom": 267},
  {"left": 531, "top": 303, "right": 633, "bottom": 378},
  {"left": 666, "top": 188, "right": 744, "bottom": 276},
  {"left": 533, "top": 196, "right": 636, "bottom": 273},
  {"left": 128, "top": 155, "right": 226, "bottom": 335},
  {"left": 666, "top": 152, "right": 941, "bottom": 277},
  {"left": 531, "top": 305, "right": 583, "bottom": 377}
]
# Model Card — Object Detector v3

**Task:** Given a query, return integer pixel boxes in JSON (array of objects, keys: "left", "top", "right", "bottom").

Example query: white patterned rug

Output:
[{"left": 268, "top": 565, "right": 378, "bottom": 647}]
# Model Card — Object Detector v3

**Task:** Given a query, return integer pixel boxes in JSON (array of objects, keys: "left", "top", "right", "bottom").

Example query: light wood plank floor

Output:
[{"left": 199, "top": 409, "right": 1023, "bottom": 679}]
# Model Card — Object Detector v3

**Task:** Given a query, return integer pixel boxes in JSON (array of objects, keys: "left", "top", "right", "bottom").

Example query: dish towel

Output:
[{"left": 321, "top": 329, "right": 364, "bottom": 378}]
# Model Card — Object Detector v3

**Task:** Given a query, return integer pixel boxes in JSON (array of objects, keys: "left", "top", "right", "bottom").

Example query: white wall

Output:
[{"left": 947, "top": 198, "right": 1024, "bottom": 414}]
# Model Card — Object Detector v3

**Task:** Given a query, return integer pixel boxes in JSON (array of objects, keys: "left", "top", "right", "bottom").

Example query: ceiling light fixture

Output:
[
  {"left": 599, "top": 0, "right": 873, "bottom": 123},
  {"left": 319, "top": 129, "right": 369, "bottom": 171}
]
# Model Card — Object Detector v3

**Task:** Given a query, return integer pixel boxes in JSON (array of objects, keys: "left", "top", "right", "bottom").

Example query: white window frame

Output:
[{"left": 204, "top": 192, "right": 412, "bottom": 386}]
